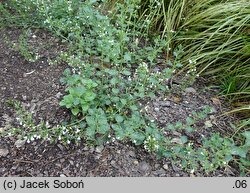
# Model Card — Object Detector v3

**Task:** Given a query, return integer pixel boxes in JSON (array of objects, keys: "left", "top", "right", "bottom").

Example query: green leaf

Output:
[
  {"left": 110, "top": 77, "right": 118, "bottom": 85},
  {"left": 185, "top": 126, "right": 194, "bottom": 133},
  {"left": 82, "top": 103, "right": 90, "bottom": 112},
  {"left": 180, "top": 136, "right": 188, "bottom": 144},
  {"left": 124, "top": 52, "right": 131, "bottom": 62},
  {"left": 112, "top": 88, "right": 119, "bottom": 94},
  {"left": 231, "top": 146, "right": 248, "bottom": 158},
  {"left": 120, "top": 98, "right": 127, "bottom": 105},
  {"left": 73, "top": 98, "right": 80, "bottom": 105},
  {"left": 71, "top": 108, "right": 80, "bottom": 116},
  {"left": 122, "top": 70, "right": 131, "bottom": 76},
  {"left": 115, "top": 115, "right": 124, "bottom": 123},
  {"left": 130, "top": 132, "right": 145, "bottom": 145},
  {"left": 63, "top": 68, "right": 71, "bottom": 76},
  {"left": 86, "top": 116, "right": 95, "bottom": 126},
  {"left": 86, "top": 126, "right": 95, "bottom": 139},
  {"left": 167, "top": 124, "right": 175, "bottom": 131},
  {"left": 99, "top": 123, "right": 109, "bottom": 134},
  {"left": 242, "top": 131, "right": 250, "bottom": 146},
  {"left": 112, "top": 124, "right": 126, "bottom": 139},
  {"left": 130, "top": 105, "right": 138, "bottom": 111},
  {"left": 84, "top": 91, "right": 96, "bottom": 101},
  {"left": 186, "top": 117, "right": 195, "bottom": 125}
]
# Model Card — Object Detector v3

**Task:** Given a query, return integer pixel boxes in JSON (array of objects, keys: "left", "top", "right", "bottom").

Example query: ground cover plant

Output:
[{"left": 0, "top": 0, "right": 249, "bottom": 176}]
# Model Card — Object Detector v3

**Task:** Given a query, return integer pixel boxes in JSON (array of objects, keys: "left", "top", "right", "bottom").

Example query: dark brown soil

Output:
[{"left": 0, "top": 28, "right": 240, "bottom": 177}]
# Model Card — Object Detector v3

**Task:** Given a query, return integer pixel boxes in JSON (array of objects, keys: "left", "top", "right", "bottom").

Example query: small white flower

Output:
[
  {"left": 27, "top": 139, "right": 30, "bottom": 143},
  {"left": 67, "top": 140, "right": 71, "bottom": 144},
  {"left": 190, "top": 169, "right": 195, "bottom": 174}
]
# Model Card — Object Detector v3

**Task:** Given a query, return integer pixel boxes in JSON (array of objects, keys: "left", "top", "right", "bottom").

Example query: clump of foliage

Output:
[{"left": 1, "top": 0, "right": 249, "bottom": 175}]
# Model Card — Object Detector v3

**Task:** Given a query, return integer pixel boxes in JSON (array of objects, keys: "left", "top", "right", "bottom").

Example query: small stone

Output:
[
  {"left": 69, "top": 160, "right": 74, "bottom": 165},
  {"left": 57, "top": 144, "right": 65, "bottom": 151},
  {"left": 154, "top": 107, "right": 160, "bottom": 112},
  {"left": 14, "top": 139, "right": 26, "bottom": 148},
  {"left": 185, "top": 87, "right": 196, "bottom": 94},
  {"left": 210, "top": 115, "right": 216, "bottom": 120},
  {"left": 0, "top": 167, "right": 6, "bottom": 173},
  {"left": 95, "top": 145, "right": 104, "bottom": 153},
  {"left": 60, "top": 174, "right": 67, "bottom": 177},
  {"left": 138, "top": 161, "right": 151, "bottom": 172},
  {"left": 171, "top": 138, "right": 183, "bottom": 145},
  {"left": 0, "top": 148, "right": 9, "bottom": 157},
  {"left": 83, "top": 146, "right": 89, "bottom": 151},
  {"left": 205, "top": 120, "right": 213, "bottom": 128},
  {"left": 128, "top": 150, "right": 136, "bottom": 157},
  {"left": 161, "top": 101, "right": 171, "bottom": 107},
  {"left": 163, "top": 164, "right": 169, "bottom": 170},
  {"left": 0, "top": 127, "right": 4, "bottom": 133},
  {"left": 22, "top": 95, "right": 27, "bottom": 101},
  {"left": 89, "top": 147, "right": 95, "bottom": 153},
  {"left": 56, "top": 92, "right": 63, "bottom": 99},
  {"left": 133, "top": 160, "right": 139, "bottom": 165},
  {"left": 154, "top": 169, "right": 165, "bottom": 176},
  {"left": 60, "top": 158, "right": 65, "bottom": 163}
]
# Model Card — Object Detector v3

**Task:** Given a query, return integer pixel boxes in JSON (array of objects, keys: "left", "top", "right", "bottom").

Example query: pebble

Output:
[
  {"left": 14, "top": 139, "right": 26, "bottom": 148},
  {"left": 111, "top": 160, "right": 116, "bottom": 165},
  {"left": 0, "top": 127, "right": 4, "bottom": 133},
  {"left": 154, "top": 107, "right": 160, "bottom": 112},
  {"left": 22, "top": 95, "right": 27, "bottom": 101},
  {"left": 154, "top": 169, "right": 166, "bottom": 176},
  {"left": 138, "top": 161, "right": 151, "bottom": 172},
  {"left": 60, "top": 158, "right": 65, "bottom": 163},
  {"left": 163, "top": 164, "right": 169, "bottom": 170},
  {"left": 185, "top": 87, "right": 196, "bottom": 94},
  {"left": 56, "top": 92, "right": 63, "bottom": 99},
  {"left": 128, "top": 150, "right": 136, "bottom": 157},
  {"left": 160, "top": 101, "right": 171, "bottom": 107},
  {"left": 133, "top": 160, "right": 139, "bottom": 165},
  {"left": 57, "top": 144, "right": 65, "bottom": 151},
  {"left": 89, "top": 147, "right": 95, "bottom": 153},
  {"left": 95, "top": 145, "right": 104, "bottom": 153},
  {"left": 83, "top": 146, "right": 89, "bottom": 151},
  {"left": 171, "top": 138, "right": 183, "bottom": 145},
  {"left": 60, "top": 174, "right": 67, "bottom": 177},
  {"left": 0, "top": 148, "right": 9, "bottom": 157},
  {"left": 0, "top": 168, "right": 6, "bottom": 173}
]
